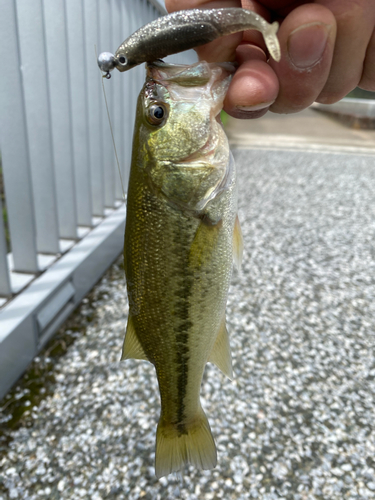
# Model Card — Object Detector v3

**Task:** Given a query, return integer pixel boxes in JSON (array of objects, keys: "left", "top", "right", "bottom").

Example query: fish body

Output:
[
  {"left": 111, "top": 8, "right": 280, "bottom": 73},
  {"left": 123, "top": 60, "right": 243, "bottom": 477}
]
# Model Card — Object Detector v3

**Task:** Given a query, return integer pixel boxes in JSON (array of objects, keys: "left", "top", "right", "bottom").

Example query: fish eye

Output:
[
  {"left": 118, "top": 55, "right": 127, "bottom": 65},
  {"left": 146, "top": 104, "right": 168, "bottom": 126}
]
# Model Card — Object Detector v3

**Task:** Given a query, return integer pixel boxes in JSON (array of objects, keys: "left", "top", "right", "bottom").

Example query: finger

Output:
[
  {"left": 317, "top": 0, "right": 375, "bottom": 103},
  {"left": 268, "top": 4, "right": 336, "bottom": 114},
  {"left": 359, "top": 28, "right": 375, "bottom": 91},
  {"left": 224, "top": 45, "right": 279, "bottom": 118}
]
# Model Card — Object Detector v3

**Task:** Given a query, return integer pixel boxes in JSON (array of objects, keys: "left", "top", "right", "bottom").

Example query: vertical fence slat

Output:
[
  {"left": 98, "top": 0, "right": 116, "bottom": 208},
  {"left": 147, "top": 2, "right": 154, "bottom": 23},
  {"left": 147, "top": 0, "right": 166, "bottom": 14},
  {"left": 43, "top": 0, "right": 78, "bottom": 240},
  {"left": 83, "top": 0, "right": 105, "bottom": 217},
  {"left": 65, "top": 0, "right": 93, "bottom": 226},
  {"left": 0, "top": 199, "right": 11, "bottom": 297},
  {"left": 120, "top": 0, "right": 132, "bottom": 191},
  {"left": 137, "top": 0, "right": 147, "bottom": 108},
  {"left": 0, "top": 0, "right": 38, "bottom": 274},
  {"left": 138, "top": 0, "right": 146, "bottom": 91},
  {"left": 111, "top": 0, "right": 125, "bottom": 201},
  {"left": 16, "top": 0, "right": 60, "bottom": 255},
  {"left": 127, "top": 1, "right": 139, "bottom": 149},
  {"left": 119, "top": 0, "right": 129, "bottom": 190}
]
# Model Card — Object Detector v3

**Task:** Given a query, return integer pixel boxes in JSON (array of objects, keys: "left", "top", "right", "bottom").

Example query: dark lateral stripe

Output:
[{"left": 173, "top": 227, "right": 194, "bottom": 435}]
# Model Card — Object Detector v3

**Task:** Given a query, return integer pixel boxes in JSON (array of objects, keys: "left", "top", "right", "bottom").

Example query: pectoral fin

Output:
[
  {"left": 189, "top": 219, "right": 221, "bottom": 269},
  {"left": 233, "top": 214, "right": 243, "bottom": 270},
  {"left": 121, "top": 315, "right": 148, "bottom": 361},
  {"left": 208, "top": 317, "right": 233, "bottom": 380}
]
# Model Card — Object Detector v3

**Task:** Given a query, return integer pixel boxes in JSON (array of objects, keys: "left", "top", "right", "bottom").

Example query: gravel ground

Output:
[{"left": 1, "top": 148, "right": 375, "bottom": 499}]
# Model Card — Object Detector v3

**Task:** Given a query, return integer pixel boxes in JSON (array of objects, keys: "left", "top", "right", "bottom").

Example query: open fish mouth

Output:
[
  {"left": 147, "top": 59, "right": 237, "bottom": 72},
  {"left": 146, "top": 60, "right": 236, "bottom": 98},
  {"left": 146, "top": 60, "right": 235, "bottom": 163}
]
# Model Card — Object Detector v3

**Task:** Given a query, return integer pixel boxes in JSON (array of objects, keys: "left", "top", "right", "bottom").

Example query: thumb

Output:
[{"left": 269, "top": 3, "right": 337, "bottom": 114}]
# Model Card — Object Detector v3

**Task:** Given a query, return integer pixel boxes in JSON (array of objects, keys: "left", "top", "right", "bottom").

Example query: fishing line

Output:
[{"left": 95, "top": 45, "right": 126, "bottom": 202}]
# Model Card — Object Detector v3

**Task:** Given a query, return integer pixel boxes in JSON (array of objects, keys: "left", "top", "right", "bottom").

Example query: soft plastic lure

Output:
[{"left": 97, "top": 8, "right": 280, "bottom": 78}]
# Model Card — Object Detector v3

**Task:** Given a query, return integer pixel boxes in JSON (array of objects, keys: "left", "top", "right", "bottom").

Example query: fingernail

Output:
[
  {"left": 236, "top": 100, "right": 275, "bottom": 112},
  {"left": 231, "top": 106, "right": 271, "bottom": 119},
  {"left": 288, "top": 22, "right": 331, "bottom": 69}
]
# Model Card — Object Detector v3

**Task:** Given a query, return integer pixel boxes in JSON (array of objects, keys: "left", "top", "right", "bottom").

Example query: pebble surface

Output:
[{"left": 1, "top": 148, "right": 375, "bottom": 499}]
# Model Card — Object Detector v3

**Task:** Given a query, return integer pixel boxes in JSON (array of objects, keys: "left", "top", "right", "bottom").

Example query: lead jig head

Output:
[{"left": 97, "top": 52, "right": 116, "bottom": 79}]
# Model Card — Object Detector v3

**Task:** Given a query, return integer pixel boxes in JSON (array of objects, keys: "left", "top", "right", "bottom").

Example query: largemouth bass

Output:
[
  {"left": 123, "top": 60, "right": 243, "bottom": 478},
  {"left": 97, "top": 8, "right": 280, "bottom": 77}
]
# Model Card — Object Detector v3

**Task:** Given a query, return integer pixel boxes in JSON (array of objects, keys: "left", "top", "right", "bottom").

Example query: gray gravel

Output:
[{"left": 1, "top": 148, "right": 375, "bottom": 499}]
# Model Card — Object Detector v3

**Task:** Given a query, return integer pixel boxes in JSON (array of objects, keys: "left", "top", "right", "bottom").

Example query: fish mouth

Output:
[
  {"left": 147, "top": 60, "right": 237, "bottom": 78},
  {"left": 146, "top": 60, "right": 236, "bottom": 90},
  {"left": 146, "top": 60, "right": 234, "bottom": 164}
]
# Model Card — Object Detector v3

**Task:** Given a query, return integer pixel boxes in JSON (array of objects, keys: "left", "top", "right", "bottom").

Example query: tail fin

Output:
[
  {"left": 265, "top": 21, "right": 281, "bottom": 62},
  {"left": 155, "top": 408, "right": 217, "bottom": 478}
]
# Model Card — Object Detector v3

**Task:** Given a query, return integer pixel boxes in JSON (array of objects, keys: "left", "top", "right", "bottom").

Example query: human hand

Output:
[{"left": 165, "top": 0, "right": 375, "bottom": 118}]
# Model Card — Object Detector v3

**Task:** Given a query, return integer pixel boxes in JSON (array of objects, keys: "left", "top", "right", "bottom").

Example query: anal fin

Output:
[
  {"left": 121, "top": 315, "right": 148, "bottom": 361},
  {"left": 208, "top": 316, "right": 233, "bottom": 380},
  {"left": 233, "top": 214, "right": 243, "bottom": 270}
]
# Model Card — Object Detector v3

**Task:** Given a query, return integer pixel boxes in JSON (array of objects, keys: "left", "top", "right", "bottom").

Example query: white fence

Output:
[{"left": 0, "top": 0, "right": 195, "bottom": 399}]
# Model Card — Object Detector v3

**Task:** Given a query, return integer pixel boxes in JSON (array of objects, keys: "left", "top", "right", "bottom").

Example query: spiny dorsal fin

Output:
[
  {"left": 208, "top": 316, "right": 233, "bottom": 380},
  {"left": 121, "top": 315, "right": 148, "bottom": 361},
  {"left": 233, "top": 214, "right": 243, "bottom": 270}
]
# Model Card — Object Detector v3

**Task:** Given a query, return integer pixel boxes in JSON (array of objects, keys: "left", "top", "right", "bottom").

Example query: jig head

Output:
[{"left": 97, "top": 51, "right": 117, "bottom": 79}]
